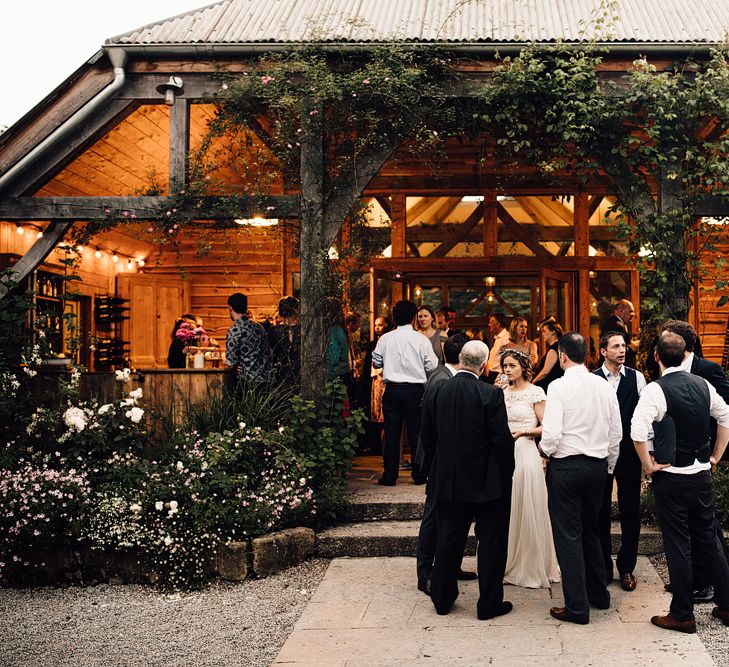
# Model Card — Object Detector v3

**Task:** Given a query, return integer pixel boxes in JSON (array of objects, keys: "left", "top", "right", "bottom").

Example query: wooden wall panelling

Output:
[{"left": 483, "top": 190, "right": 498, "bottom": 256}]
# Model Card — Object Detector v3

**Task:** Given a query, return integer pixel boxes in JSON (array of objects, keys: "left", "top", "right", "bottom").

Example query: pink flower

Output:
[{"left": 362, "top": 79, "right": 370, "bottom": 84}]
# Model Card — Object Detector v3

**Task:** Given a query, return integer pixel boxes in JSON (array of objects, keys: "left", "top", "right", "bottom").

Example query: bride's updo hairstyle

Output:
[{"left": 499, "top": 347, "right": 533, "bottom": 381}]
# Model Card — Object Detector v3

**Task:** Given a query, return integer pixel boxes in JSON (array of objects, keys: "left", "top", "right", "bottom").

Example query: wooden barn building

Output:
[{"left": 1, "top": 0, "right": 728, "bottom": 378}]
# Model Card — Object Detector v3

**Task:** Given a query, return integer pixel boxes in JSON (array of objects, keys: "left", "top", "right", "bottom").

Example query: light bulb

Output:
[
  {"left": 127, "top": 259, "right": 134, "bottom": 269},
  {"left": 112, "top": 254, "right": 119, "bottom": 263},
  {"left": 36, "top": 230, "right": 43, "bottom": 239},
  {"left": 77, "top": 245, "right": 84, "bottom": 254},
  {"left": 16, "top": 225, "right": 24, "bottom": 235},
  {"left": 95, "top": 249, "right": 102, "bottom": 259},
  {"left": 137, "top": 259, "right": 145, "bottom": 267}
]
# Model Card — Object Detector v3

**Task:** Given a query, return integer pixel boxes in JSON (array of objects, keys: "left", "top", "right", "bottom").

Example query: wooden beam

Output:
[
  {"left": 375, "top": 195, "right": 392, "bottom": 219},
  {"left": 428, "top": 202, "right": 483, "bottom": 258},
  {"left": 371, "top": 256, "right": 632, "bottom": 272},
  {"left": 406, "top": 196, "right": 438, "bottom": 223},
  {"left": 695, "top": 195, "right": 729, "bottom": 217},
  {"left": 578, "top": 269, "right": 591, "bottom": 337},
  {"left": 496, "top": 203, "right": 553, "bottom": 258},
  {"left": 390, "top": 194, "right": 406, "bottom": 256},
  {"left": 588, "top": 195, "right": 604, "bottom": 219},
  {"left": 516, "top": 197, "right": 559, "bottom": 229},
  {"left": 0, "top": 220, "right": 74, "bottom": 299},
  {"left": 1, "top": 100, "right": 139, "bottom": 197},
  {"left": 483, "top": 190, "right": 498, "bottom": 256},
  {"left": 169, "top": 99, "right": 190, "bottom": 194},
  {"left": 538, "top": 197, "right": 574, "bottom": 225},
  {"left": 0, "top": 195, "right": 300, "bottom": 220},
  {"left": 406, "top": 223, "right": 620, "bottom": 243},
  {"left": 430, "top": 197, "right": 463, "bottom": 223},
  {"left": 574, "top": 193, "right": 590, "bottom": 257}
]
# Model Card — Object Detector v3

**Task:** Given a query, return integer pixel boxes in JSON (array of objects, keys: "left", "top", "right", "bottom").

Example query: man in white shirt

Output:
[
  {"left": 372, "top": 300, "right": 438, "bottom": 486},
  {"left": 485, "top": 313, "right": 510, "bottom": 383},
  {"left": 593, "top": 332, "right": 646, "bottom": 592},
  {"left": 540, "top": 332, "right": 622, "bottom": 625},
  {"left": 631, "top": 331, "right": 729, "bottom": 634}
]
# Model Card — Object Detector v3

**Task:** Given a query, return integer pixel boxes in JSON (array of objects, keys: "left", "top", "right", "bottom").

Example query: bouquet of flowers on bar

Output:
[{"left": 175, "top": 322, "right": 208, "bottom": 345}]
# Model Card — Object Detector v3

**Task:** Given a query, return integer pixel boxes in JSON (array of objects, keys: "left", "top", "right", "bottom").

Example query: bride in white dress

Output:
[{"left": 498, "top": 347, "right": 560, "bottom": 588}]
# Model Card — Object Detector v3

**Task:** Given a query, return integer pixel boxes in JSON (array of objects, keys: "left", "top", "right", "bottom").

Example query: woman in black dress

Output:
[
  {"left": 268, "top": 296, "right": 301, "bottom": 385},
  {"left": 167, "top": 313, "right": 197, "bottom": 369},
  {"left": 532, "top": 317, "right": 564, "bottom": 391}
]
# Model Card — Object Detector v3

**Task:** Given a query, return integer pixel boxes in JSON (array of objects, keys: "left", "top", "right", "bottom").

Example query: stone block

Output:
[
  {"left": 216, "top": 541, "right": 250, "bottom": 581},
  {"left": 251, "top": 527, "right": 315, "bottom": 577}
]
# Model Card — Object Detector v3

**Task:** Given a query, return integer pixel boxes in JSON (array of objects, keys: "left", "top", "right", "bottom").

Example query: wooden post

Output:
[
  {"left": 574, "top": 192, "right": 590, "bottom": 257},
  {"left": 483, "top": 190, "right": 498, "bottom": 256},
  {"left": 578, "top": 270, "right": 591, "bottom": 338},
  {"left": 169, "top": 99, "right": 190, "bottom": 194},
  {"left": 390, "top": 194, "right": 406, "bottom": 301}
]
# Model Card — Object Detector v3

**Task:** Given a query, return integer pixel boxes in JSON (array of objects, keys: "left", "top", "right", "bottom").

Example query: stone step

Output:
[{"left": 317, "top": 520, "right": 663, "bottom": 558}]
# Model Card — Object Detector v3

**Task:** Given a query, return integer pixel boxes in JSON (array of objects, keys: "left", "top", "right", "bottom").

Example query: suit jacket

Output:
[
  {"left": 421, "top": 372, "right": 514, "bottom": 503},
  {"left": 414, "top": 364, "right": 455, "bottom": 474},
  {"left": 691, "top": 354, "right": 729, "bottom": 460}
]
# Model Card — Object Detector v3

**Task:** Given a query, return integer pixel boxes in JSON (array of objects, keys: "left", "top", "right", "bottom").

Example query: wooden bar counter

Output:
[{"left": 82, "top": 369, "right": 228, "bottom": 423}]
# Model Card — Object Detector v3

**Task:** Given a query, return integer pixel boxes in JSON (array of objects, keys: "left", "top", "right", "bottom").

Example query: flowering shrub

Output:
[{"left": 0, "top": 463, "right": 91, "bottom": 581}]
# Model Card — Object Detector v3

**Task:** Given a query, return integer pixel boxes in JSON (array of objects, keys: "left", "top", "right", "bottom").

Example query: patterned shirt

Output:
[{"left": 225, "top": 316, "right": 270, "bottom": 382}]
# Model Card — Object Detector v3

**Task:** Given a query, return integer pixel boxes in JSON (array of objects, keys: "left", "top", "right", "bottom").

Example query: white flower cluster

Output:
[
  {"left": 0, "top": 370, "right": 20, "bottom": 398},
  {"left": 63, "top": 406, "right": 87, "bottom": 432},
  {"left": 115, "top": 368, "right": 131, "bottom": 382}
]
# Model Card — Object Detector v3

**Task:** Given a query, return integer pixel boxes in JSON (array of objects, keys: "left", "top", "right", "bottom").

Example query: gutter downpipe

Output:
[{"left": 0, "top": 48, "right": 128, "bottom": 196}]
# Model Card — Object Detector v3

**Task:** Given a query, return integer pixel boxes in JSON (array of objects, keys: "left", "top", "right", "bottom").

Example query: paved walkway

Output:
[{"left": 273, "top": 556, "right": 714, "bottom": 666}]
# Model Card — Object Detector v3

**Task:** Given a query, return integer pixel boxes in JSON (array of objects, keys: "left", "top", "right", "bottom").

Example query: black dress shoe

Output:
[
  {"left": 377, "top": 478, "right": 396, "bottom": 486},
  {"left": 417, "top": 579, "right": 431, "bottom": 596},
  {"left": 664, "top": 582, "right": 672, "bottom": 593},
  {"left": 478, "top": 601, "right": 513, "bottom": 620},
  {"left": 412, "top": 476, "right": 427, "bottom": 486},
  {"left": 694, "top": 585, "right": 715, "bottom": 603},
  {"left": 457, "top": 569, "right": 477, "bottom": 580}
]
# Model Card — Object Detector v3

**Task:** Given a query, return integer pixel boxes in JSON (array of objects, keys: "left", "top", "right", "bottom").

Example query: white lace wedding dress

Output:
[{"left": 503, "top": 384, "right": 561, "bottom": 588}]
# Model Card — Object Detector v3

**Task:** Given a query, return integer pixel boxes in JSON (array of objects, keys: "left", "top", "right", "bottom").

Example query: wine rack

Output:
[
  {"left": 94, "top": 296, "right": 130, "bottom": 369},
  {"left": 34, "top": 271, "right": 65, "bottom": 355}
]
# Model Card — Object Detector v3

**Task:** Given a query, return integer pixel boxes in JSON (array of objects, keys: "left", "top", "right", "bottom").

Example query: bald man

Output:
[{"left": 601, "top": 299, "right": 638, "bottom": 368}]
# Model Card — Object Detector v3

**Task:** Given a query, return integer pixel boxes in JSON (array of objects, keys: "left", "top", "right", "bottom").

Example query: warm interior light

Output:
[
  {"left": 112, "top": 254, "right": 119, "bottom": 263},
  {"left": 77, "top": 245, "right": 84, "bottom": 254},
  {"left": 137, "top": 259, "right": 145, "bottom": 267},
  {"left": 234, "top": 217, "right": 279, "bottom": 227},
  {"left": 16, "top": 225, "right": 24, "bottom": 235},
  {"left": 414, "top": 284, "right": 423, "bottom": 297},
  {"left": 95, "top": 248, "right": 102, "bottom": 259},
  {"left": 127, "top": 259, "right": 134, "bottom": 269},
  {"left": 461, "top": 195, "right": 484, "bottom": 203},
  {"left": 36, "top": 229, "right": 44, "bottom": 239},
  {"left": 486, "top": 290, "right": 495, "bottom": 303},
  {"left": 484, "top": 276, "right": 496, "bottom": 287}
]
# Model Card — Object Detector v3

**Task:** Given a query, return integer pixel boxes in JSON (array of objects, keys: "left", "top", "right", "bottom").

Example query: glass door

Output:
[{"left": 541, "top": 269, "right": 574, "bottom": 332}]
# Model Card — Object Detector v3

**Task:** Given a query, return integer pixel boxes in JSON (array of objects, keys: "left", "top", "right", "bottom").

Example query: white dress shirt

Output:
[
  {"left": 372, "top": 324, "right": 438, "bottom": 384},
  {"left": 541, "top": 365, "right": 622, "bottom": 472},
  {"left": 487, "top": 328, "right": 511, "bottom": 373},
  {"left": 630, "top": 366, "right": 729, "bottom": 475},
  {"left": 599, "top": 362, "right": 647, "bottom": 394}
]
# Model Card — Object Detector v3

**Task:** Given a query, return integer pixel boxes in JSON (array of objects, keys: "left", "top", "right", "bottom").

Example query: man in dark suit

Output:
[
  {"left": 662, "top": 319, "right": 729, "bottom": 603},
  {"left": 631, "top": 331, "right": 729, "bottom": 633},
  {"left": 594, "top": 332, "right": 646, "bottom": 591},
  {"left": 414, "top": 334, "right": 471, "bottom": 593},
  {"left": 600, "top": 299, "right": 638, "bottom": 368},
  {"left": 421, "top": 340, "right": 515, "bottom": 619}
]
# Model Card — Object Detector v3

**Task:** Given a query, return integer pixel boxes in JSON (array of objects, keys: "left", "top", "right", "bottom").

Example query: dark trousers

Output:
[
  {"left": 652, "top": 470, "right": 729, "bottom": 621},
  {"left": 693, "top": 518, "right": 729, "bottom": 590},
  {"left": 429, "top": 494, "right": 511, "bottom": 617},
  {"left": 382, "top": 383, "right": 424, "bottom": 483},
  {"left": 417, "top": 492, "right": 438, "bottom": 584},
  {"left": 548, "top": 457, "right": 610, "bottom": 621},
  {"left": 598, "top": 453, "right": 642, "bottom": 580}
]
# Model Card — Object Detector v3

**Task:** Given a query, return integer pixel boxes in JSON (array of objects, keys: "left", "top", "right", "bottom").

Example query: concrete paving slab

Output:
[{"left": 275, "top": 555, "right": 719, "bottom": 666}]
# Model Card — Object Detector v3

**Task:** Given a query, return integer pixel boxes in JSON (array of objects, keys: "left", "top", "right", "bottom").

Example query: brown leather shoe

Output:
[
  {"left": 550, "top": 607, "right": 589, "bottom": 625},
  {"left": 711, "top": 607, "right": 729, "bottom": 626},
  {"left": 651, "top": 614, "right": 696, "bottom": 634},
  {"left": 620, "top": 572, "right": 637, "bottom": 592}
]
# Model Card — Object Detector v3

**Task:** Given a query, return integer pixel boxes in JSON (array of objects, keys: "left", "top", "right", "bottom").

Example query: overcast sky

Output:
[{"left": 0, "top": 1, "right": 207, "bottom": 129}]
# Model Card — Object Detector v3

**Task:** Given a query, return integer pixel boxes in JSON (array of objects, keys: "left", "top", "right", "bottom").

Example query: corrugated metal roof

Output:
[{"left": 107, "top": 0, "right": 729, "bottom": 46}]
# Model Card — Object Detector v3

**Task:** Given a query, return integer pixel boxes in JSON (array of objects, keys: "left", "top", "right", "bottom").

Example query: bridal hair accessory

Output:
[{"left": 499, "top": 347, "right": 531, "bottom": 365}]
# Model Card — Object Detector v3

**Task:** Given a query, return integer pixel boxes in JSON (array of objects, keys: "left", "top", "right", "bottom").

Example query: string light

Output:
[
  {"left": 112, "top": 254, "right": 119, "bottom": 263},
  {"left": 137, "top": 259, "right": 145, "bottom": 267},
  {"left": 16, "top": 224, "right": 24, "bottom": 235},
  {"left": 36, "top": 229, "right": 44, "bottom": 239},
  {"left": 95, "top": 248, "right": 102, "bottom": 259}
]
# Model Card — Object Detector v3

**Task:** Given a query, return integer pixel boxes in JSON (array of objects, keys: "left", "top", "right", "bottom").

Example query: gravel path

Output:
[
  {"left": 650, "top": 554, "right": 727, "bottom": 666},
  {"left": 0, "top": 558, "right": 330, "bottom": 667}
]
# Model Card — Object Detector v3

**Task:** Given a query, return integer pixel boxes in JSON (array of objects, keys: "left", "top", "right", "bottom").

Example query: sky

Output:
[{"left": 0, "top": 1, "right": 208, "bottom": 129}]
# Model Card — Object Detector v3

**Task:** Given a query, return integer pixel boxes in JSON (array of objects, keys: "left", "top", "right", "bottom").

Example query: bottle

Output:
[{"left": 193, "top": 349, "right": 205, "bottom": 369}]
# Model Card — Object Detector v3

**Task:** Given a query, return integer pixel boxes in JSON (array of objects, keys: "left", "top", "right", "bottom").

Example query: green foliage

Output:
[{"left": 714, "top": 462, "right": 729, "bottom": 526}]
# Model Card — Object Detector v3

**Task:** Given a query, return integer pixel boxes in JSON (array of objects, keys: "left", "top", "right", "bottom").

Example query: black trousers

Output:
[
  {"left": 547, "top": 457, "right": 610, "bottom": 622},
  {"left": 382, "top": 383, "right": 424, "bottom": 483},
  {"left": 652, "top": 470, "right": 729, "bottom": 621},
  {"left": 429, "top": 494, "right": 511, "bottom": 617},
  {"left": 692, "top": 518, "right": 729, "bottom": 590},
  {"left": 417, "top": 492, "right": 438, "bottom": 584},
  {"left": 598, "top": 452, "right": 642, "bottom": 580}
]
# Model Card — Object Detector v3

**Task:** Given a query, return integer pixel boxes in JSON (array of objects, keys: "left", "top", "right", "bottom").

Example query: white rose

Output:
[
  {"left": 98, "top": 404, "right": 113, "bottom": 415},
  {"left": 63, "top": 407, "right": 86, "bottom": 432},
  {"left": 163, "top": 536, "right": 173, "bottom": 546},
  {"left": 155, "top": 501, "right": 164, "bottom": 511},
  {"left": 115, "top": 368, "right": 131, "bottom": 382},
  {"left": 200, "top": 461, "right": 208, "bottom": 471},
  {"left": 169, "top": 500, "right": 178, "bottom": 510},
  {"left": 176, "top": 461, "right": 184, "bottom": 471},
  {"left": 129, "top": 503, "right": 142, "bottom": 513},
  {"left": 129, "top": 388, "right": 143, "bottom": 401},
  {"left": 125, "top": 407, "right": 144, "bottom": 423}
]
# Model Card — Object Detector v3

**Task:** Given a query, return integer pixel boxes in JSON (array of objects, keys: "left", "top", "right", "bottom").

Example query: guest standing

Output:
[
  {"left": 631, "top": 331, "right": 729, "bottom": 633},
  {"left": 508, "top": 316, "right": 539, "bottom": 366},
  {"left": 225, "top": 293, "right": 270, "bottom": 383},
  {"left": 601, "top": 299, "right": 638, "bottom": 368},
  {"left": 540, "top": 332, "right": 621, "bottom": 625},
  {"left": 436, "top": 306, "right": 458, "bottom": 336},
  {"left": 594, "top": 331, "right": 646, "bottom": 591},
  {"left": 416, "top": 304, "right": 446, "bottom": 367},
  {"left": 421, "top": 340, "right": 515, "bottom": 619},
  {"left": 533, "top": 317, "right": 564, "bottom": 390},
  {"left": 372, "top": 300, "right": 438, "bottom": 486},
  {"left": 359, "top": 316, "right": 392, "bottom": 454},
  {"left": 268, "top": 296, "right": 301, "bottom": 385},
  {"left": 499, "top": 348, "right": 560, "bottom": 589},
  {"left": 325, "top": 302, "right": 353, "bottom": 391},
  {"left": 485, "top": 314, "right": 510, "bottom": 383},
  {"left": 167, "top": 312, "right": 197, "bottom": 369}
]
